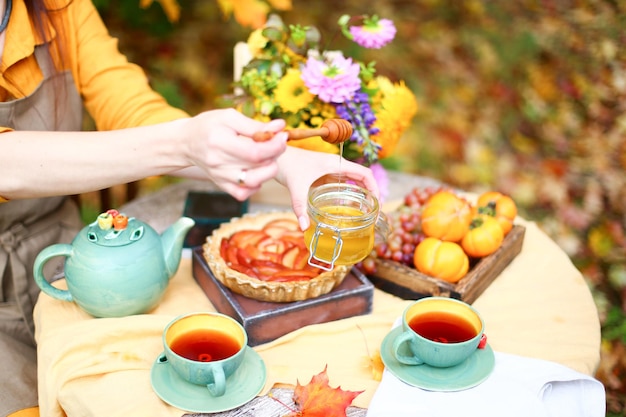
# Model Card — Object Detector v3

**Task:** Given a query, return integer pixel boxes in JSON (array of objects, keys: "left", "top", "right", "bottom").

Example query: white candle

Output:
[{"left": 233, "top": 42, "right": 252, "bottom": 96}]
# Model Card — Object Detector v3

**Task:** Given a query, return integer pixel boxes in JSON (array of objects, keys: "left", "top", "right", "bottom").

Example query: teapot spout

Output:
[{"left": 162, "top": 217, "right": 195, "bottom": 277}]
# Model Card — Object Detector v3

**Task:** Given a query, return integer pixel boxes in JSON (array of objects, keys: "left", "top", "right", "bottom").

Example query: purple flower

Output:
[
  {"left": 301, "top": 54, "right": 361, "bottom": 103},
  {"left": 335, "top": 90, "right": 381, "bottom": 165},
  {"left": 349, "top": 17, "right": 396, "bottom": 49},
  {"left": 335, "top": 91, "right": 378, "bottom": 144}
]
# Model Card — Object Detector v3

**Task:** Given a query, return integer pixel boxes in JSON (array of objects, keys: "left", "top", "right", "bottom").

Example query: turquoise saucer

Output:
[
  {"left": 381, "top": 326, "right": 495, "bottom": 392},
  {"left": 151, "top": 347, "right": 267, "bottom": 413}
]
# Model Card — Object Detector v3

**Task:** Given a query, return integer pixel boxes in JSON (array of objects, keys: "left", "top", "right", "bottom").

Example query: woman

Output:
[{"left": 0, "top": 0, "right": 378, "bottom": 414}]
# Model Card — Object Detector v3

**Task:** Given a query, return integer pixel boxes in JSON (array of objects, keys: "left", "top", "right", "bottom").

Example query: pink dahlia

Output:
[
  {"left": 301, "top": 54, "right": 361, "bottom": 103},
  {"left": 349, "top": 17, "right": 396, "bottom": 49}
]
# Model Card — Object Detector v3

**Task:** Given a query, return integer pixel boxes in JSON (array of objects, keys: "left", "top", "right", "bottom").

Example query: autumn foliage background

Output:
[{"left": 90, "top": 0, "right": 625, "bottom": 414}]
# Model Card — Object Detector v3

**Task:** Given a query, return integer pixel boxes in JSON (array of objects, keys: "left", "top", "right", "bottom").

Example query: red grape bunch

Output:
[{"left": 358, "top": 186, "right": 451, "bottom": 275}]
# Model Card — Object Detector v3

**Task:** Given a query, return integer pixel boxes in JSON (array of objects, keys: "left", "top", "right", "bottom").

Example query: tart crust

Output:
[{"left": 203, "top": 211, "right": 350, "bottom": 302}]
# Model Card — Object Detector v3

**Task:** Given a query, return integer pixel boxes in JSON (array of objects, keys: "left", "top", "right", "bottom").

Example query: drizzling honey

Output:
[{"left": 338, "top": 141, "right": 345, "bottom": 183}]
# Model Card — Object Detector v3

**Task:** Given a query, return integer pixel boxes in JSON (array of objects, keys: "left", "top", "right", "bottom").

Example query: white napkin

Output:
[{"left": 367, "top": 328, "right": 605, "bottom": 417}]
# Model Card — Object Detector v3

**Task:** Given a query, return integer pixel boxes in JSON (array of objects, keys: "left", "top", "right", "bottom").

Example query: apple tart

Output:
[{"left": 203, "top": 211, "right": 350, "bottom": 302}]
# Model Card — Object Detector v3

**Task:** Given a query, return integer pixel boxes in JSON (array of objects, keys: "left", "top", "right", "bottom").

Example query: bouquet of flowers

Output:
[{"left": 228, "top": 13, "right": 418, "bottom": 169}]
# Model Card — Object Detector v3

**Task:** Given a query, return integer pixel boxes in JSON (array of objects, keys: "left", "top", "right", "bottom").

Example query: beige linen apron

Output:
[{"left": 0, "top": 45, "right": 83, "bottom": 415}]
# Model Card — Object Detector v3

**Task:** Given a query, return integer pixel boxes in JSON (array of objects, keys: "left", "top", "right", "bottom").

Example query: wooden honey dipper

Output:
[{"left": 251, "top": 119, "right": 353, "bottom": 144}]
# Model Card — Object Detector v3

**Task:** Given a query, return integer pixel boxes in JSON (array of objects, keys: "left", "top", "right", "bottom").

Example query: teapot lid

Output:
[{"left": 86, "top": 209, "right": 145, "bottom": 247}]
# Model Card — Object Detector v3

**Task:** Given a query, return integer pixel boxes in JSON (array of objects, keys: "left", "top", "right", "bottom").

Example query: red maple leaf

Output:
[{"left": 284, "top": 366, "right": 364, "bottom": 417}]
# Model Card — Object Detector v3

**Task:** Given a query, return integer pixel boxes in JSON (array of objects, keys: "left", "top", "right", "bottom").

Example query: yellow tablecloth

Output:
[{"left": 34, "top": 217, "right": 601, "bottom": 417}]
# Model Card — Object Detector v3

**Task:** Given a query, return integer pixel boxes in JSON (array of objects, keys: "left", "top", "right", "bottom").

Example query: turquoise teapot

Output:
[{"left": 34, "top": 209, "right": 195, "bottom": 318}]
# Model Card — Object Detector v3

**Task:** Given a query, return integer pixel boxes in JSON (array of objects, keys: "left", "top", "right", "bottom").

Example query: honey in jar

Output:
[{"left": 304, "top": 175, "right": 388, "bottom": 270}]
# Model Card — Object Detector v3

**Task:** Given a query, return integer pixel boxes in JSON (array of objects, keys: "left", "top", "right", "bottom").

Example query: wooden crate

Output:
[
  {"left": 191, "top": 248, "right": 374, "bottom": 346},
  {"left": 368, "top": 225, "right": 526, "bottom": 304}
]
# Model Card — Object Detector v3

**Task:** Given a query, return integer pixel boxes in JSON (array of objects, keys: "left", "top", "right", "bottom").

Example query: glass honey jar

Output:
[{"left": 304, "top": 174, "right": 389, "bottom": 270}]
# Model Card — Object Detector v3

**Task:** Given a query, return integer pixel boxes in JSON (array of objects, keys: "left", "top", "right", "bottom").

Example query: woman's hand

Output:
[
  {"left": 179, "top": 109, "right": 289, "bottom": 201},
  {"left": 275, "top": 146, "right": 379, "bottom": 230},
  {"left": 176, "top": 109, "right": 378, "bottom": 230}
]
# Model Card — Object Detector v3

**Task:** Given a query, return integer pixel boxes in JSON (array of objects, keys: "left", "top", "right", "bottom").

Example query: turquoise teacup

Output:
[
  {"left": 392, "top": 297, "right": 486, "bottom": 368},
  {"left": 158, "top": 312, "right": 247, "bottom": 396}
]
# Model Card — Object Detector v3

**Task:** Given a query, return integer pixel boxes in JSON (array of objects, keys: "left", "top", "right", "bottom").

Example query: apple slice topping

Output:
[{"left": 220, "top": 218, "right": 324, "bottom": 282}]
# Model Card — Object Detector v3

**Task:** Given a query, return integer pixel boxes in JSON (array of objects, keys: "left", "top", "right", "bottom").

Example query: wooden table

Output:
[{"left": 34, "top": 173, "right": 602, "bottom": 417}]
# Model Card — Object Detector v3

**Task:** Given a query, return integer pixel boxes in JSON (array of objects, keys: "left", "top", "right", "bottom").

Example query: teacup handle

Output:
[
  {"left": 157, "top": 353, "right": 227, "bottom": 397},
  {"left": 33, "top": 244, "right": 74, "bottom": 302},
  {"left": 207, "top": 366, "right": 226, "bottom": 397},
  {"left": 393, "top": 331, "right": 425, "bottom": 366}
]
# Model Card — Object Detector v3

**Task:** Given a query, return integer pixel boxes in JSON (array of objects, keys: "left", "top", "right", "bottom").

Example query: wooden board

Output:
[
  {"left": 368, "top": 225, "right": 526, "bottom": 304},
  {"left": 192, "top": 247, "right": 374, "bottom": 346}
]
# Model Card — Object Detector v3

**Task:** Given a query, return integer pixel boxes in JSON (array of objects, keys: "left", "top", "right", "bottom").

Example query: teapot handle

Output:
[{"left": 33, "top": 244, "right": 74, "bottom": 302}]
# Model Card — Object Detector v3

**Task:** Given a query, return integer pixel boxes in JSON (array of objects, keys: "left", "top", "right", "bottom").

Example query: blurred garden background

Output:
[{"left": 87, "top": 0, "right": 625, "bottom": 414}]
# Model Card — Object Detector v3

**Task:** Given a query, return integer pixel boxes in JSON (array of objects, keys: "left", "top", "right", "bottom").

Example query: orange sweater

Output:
[{"left": 0, "top": 0, "right": 189, "bottom": 133}]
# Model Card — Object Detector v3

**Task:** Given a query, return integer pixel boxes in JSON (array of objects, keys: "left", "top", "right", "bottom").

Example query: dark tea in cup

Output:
[
  {"left": 170, "top": 328, "right": 241, "bottom": 362},
  {"left": 160, "top": 312, "right": 248, "bottom": 396},
  {"left": 393, "top": 297, "right": 485, "bottom": 368},
  {"left": 408, "top": 311, "right": 478, "bottom": 344}
]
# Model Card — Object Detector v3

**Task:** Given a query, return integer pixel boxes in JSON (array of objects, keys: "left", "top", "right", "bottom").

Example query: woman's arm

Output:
[
  {"left": 0, "top": 109, "right": 288, "bottom": 201},
  {"left": 0, "top": 107, "right": 379, "bottom": 230}
]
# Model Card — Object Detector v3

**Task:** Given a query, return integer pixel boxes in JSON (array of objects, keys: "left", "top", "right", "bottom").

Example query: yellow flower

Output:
[
  {"left": 372, "top": 77, "right": 418, "bottom": 158},
  {"left": 246, "top": 29, "right": 269, "bottom": 56},
  {"left": 274, "top": 69, "right": 315, "bottom": 113}
]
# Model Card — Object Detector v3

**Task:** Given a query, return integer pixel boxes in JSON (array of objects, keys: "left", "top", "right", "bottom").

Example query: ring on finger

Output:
[{"left": 237, "top": 169, "right": 247, "bottom": 186}]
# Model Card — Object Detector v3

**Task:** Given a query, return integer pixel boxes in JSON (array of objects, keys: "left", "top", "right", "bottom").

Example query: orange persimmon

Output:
[
  {"left": 461, "top": 215, "right": 504, "bottom": 258},
  {"left": 413, "top": 237, "right": 469, "bottom": 283},
  {"left": 420, "top": 191, "right": 473, "bottom": 242},
  {"left": 476, "top": 191, "right": 517, "bottom": 235}
]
